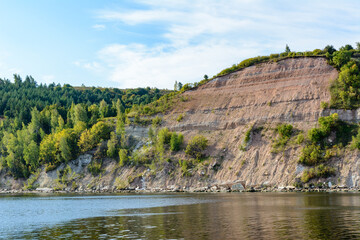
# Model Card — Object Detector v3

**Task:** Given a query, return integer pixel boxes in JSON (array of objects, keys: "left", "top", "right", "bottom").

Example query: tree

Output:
[
  {"left": 28, "top": 107, "right": 41, "bottom": 141},
  {"left": 170, "top": 132, "right": 183, "bottom": 151},
  {"left": 78, "top": 121, "right": 111, "bottom": 152},
  {"left": 119, "top": 149, "right": 128, "bottom": 166},
  {"left": 340, "top": 44, "right": 353, "bottom": 51},
  {"left": 39, "top": 134, "right": 57, "bottom": 164},
  {"left": 78, "top": 130, "right": 92, "bottom": 152},
  {"left": 50, "top": 109, "right": 60, "bottom": 133},
  {"left": 204, "top": 75, "right": 209, "bottom": 80},
  {"left": 285, "top": 44, "right": 291, "bottom": 53},
  {"left": 107, "top": 132, "right": 117, "bottom": 158},
  {"left": 185, "top": 135, "right": 208, "bottom": 159},
  {"left": 23, "top": 140, "right": 39, "bottom": 171},
  {"left": 324, "top": 45, "right": 336, "bottom": 54},
  {"left": 332, "top": 51, "right": 351, "bottom": 68},
  {"left": 57, "top": 116, "right": 65, "bottom": 132},
  {"left": 356, "top": 42, "right": 360, "bottom": 51},
  {"left": 59, "top": 135, "right": 72, "bottom": 162},
  {"left": 73, "top": 104, "right": 88, "bottom": 125},
  {"left": 88, "top": 104, "right": 99, "bottom": 126},
  {"left": 99, "top": 99, "right": 108, "bottom": 118},
  {"left": 178, "top": 82, "right": 183, "bottom": 90},
  {"left": 115, "top": 99, "right": 125, "bottom": 116},
  {"left": 174, "top": 81, "right": 178, "bottom": 91}
]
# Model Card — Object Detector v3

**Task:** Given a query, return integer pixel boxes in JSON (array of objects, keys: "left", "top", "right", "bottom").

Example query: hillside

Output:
[{"left": 2, "top": 47, "right": 360, "bottom": 193}]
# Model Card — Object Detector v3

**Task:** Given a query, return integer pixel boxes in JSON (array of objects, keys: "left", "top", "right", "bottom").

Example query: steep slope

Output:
[
  {"left": 168, "top": 57, "right": 338, "bottom": 130},
  {"left": 153, "top": 57, "right": 342, "bottom": 189}
]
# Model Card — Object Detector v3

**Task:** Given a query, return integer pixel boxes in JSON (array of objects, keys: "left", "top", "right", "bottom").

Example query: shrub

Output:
[
  {"left": 307, "top": 114, "right": 338, "bottom": 144},
  {"left": 272, "top": 123, "right": 293, "bottom": 153},
  {"left": 299, "top": 144, "right": 324, "bottom": 166},
  {"left": 170, "top": 132, "right": 184, "bottom": 151},
  {"left": 185, "top": 135, "right": 208, "bottom": 159},
  {"left": 301, "top": 164, "right": 336, "bottom": 183},
  {"left": 152, "top": 116, "right": 162, "bottom": 126},
  {"left": 115, "top": 177, "right": 129, "bottom": 190},
  {"left": 179, "top": 159, "right": 191, "bottom": 177},
  {"left": 87, "top": 159, "right": 102, "bottom": 176},
  {"left": 320, "top": 101, "right": 329, "bottom": 109},
  {"left": 351, "top": 128, "right": 360, "bottom": 150},
  {"left": 176, "top": 114, "right": 185, "bottom": 122},
  {"left": 23, "top": 170, "right": 40, "bottom": 190},
  {"left": 277, "top": 124, "right": 293, "bottom": 138},
  {"left": 244, "top": 127, "right": 252, "bottom": 144},
  {"left": 295, "top": 133, "right": 305, "bottom": 144}
]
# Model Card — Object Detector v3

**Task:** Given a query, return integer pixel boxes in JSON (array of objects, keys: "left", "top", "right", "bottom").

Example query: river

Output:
[{"left": 1, "top": 192, "right": 360, "bottom": 239}]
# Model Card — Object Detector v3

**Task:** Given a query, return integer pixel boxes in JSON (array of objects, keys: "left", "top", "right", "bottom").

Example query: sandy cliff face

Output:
[
  {"left": 169, "top": 57, "right": 338, "bottom": 130},
  {"left": 156, "top": 57, "right": 342, "bottom": 188}
]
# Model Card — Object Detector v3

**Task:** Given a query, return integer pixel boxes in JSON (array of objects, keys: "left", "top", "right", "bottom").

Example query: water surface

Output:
[{"left": 2, "top": 192, "right": 360, "bottom": 239}]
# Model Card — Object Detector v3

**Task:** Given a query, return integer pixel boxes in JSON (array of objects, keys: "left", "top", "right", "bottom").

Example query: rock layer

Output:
[{"left": 169, "top": 57, "right": 338, "bottom": 131}]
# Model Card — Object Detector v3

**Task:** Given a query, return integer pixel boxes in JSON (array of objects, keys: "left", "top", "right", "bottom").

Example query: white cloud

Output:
[
  {"left": 88, "top": 0, "right": 360, "bottom": 89},
  {"left": 92, "top": 24, "right": 106, "bottom": 30},
  {"left": 73, "top": 60, "right": 104, "bottom": 73},
  {"left": 97, "top": 42, "right": 260, "bottom": 89},
  {"left": 41, "top": 75, "right": 55, "bottom": 84},
  {"left": 0, "top": 60, "right": 22, "bottom": 80}
]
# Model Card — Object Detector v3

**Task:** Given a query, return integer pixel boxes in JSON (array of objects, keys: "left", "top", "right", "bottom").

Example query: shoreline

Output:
[{"left": 1, "top": 186, "right": 359, "bottom": 194}]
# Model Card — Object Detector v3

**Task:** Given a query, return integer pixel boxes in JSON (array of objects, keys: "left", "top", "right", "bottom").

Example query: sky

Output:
[{"left": 0, "top": 0, "right": 359, "bottom": 89}]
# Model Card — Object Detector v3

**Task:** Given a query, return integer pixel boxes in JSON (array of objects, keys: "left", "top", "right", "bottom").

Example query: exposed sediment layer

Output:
[{"left": 168, "top": 57, "right": 339, "bottom": 131}]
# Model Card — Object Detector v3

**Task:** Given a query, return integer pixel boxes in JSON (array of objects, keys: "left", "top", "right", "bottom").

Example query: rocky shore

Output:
[{"left": 1, "top": 184, "right": 359, "bottom": 194}]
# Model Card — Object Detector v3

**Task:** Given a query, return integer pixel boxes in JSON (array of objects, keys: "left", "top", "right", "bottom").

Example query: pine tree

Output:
[{"left": 285, "top": 44, "right": 291, "bottom": 53}]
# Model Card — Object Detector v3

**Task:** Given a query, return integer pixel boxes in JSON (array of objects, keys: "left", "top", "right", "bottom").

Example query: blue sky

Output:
[{"left": 0, "top": 0, "right": 360, "bottom": 89}]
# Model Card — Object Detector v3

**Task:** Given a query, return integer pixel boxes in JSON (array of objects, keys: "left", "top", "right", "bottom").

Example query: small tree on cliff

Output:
[
  {"left": 185, "top": 135, "right": 208, "bottom": 159},
  {"left": 285, "top": 44, "right": 291, "bottom": 53}
]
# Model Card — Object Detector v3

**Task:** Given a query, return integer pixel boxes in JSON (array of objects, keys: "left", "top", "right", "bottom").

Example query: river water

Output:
[{"left": 1, "top": 192, "right": 360, "bottom": 239}]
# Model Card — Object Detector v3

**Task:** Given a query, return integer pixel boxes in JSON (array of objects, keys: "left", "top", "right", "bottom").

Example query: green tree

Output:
[
  {"left": 23, "top": 140, "right": 39, "bottom": 171},
  {"left": 170, "top": 132, "right": 183, "bottom": 151},
  {"left": 28, "top": 107, "right": 41, "bottom": 141},
  {"left": 178, "top": 82, "right": 183, "bottom": 90},
  {"left": 356, "top": 42, "right": 360, "bottom": 51},
  {"left": 332, "top": 51, "right": 351, "bottom": 68},
  {"left": 57, "top": 116, "right": 65, "bottom": 132},
  {"left": 50, "top": 109, "right": 60, "bottom": 133},
  {"left": 59, "top": 135, "right": 72, "bottom": 162},
  {"left": 107, "top": 132, "right": 117, "bottom": 158},
  {"left": 324, "top": 45, "right": 336, "bottom": 54},
  {"left": 285, "top": 44, "right": 291, "bottom": 53},
  {"left": 340, "top": 44, "right": 353, "bottom": 51},
  {"left": 99, "top": 99, "right": 108, "bottom": 118},
  {"left": 39, "top": 134, "right": 57, "bottom": 164},
  {"left": 115, "top": 99, "right": 125, "bottom": 116},
  {"left": 119, "top": 149, "right": 128, "bottom": 166},
  {"left": 73, "top": 104, "right": 88, "bottom": 125}
]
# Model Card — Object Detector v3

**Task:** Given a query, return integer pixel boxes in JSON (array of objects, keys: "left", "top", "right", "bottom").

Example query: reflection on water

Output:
[{"left": 6, "top": 193, "right": 360, "bottom": 239}]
